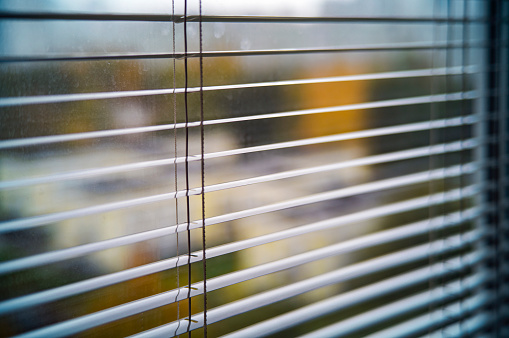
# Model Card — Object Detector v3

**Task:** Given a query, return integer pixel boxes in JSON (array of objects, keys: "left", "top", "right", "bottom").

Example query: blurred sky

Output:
[
  {"left": 0, "top": 0, "right": 328, "bottom": 15},
  {"left": 0, "top": 0, "right": 436, "bottom": 17},
  {"left": 0, "top": 0, "right": 483, "bottom": 57}
]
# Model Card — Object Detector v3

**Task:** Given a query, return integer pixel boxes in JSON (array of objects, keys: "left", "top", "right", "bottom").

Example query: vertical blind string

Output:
[
  {"left": 199, "top": 0, "right": 208, "bottom": 336},
  {"left": 171, "top": 0, "right": 181, "bottom": 332},
  {"left": 182, "top": 0, "right": 193, "bottom": 335}
]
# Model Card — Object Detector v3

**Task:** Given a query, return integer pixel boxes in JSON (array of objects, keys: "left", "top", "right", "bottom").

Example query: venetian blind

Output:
[{"left": 0, "top": 0, "right": 507, "bottom": 337}]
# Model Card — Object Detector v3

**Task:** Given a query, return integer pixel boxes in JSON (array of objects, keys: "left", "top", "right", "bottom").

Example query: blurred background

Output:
[{"left": 0, "top": 0, "right": 486, "bottom": 336}]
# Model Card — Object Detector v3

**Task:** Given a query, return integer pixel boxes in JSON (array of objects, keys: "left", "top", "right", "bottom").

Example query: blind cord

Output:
[
  {"left": 171, "top": 0, "right": 182, "bottom": 333},
  {"left": 183, "top": 0, "right": 194, "bottom": 336},
  {"left": 199, "top": 0, "right": 208, "bottom": 336}
]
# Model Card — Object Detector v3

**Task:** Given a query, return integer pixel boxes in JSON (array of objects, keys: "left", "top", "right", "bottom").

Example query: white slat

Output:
[
  {"left": 130, "top": 232, "right": 481, "bottom": 338},
  {"left": 219, "top": 252, "right": 484, "bottom": 338},
  {"left": 0, "top": 114, "right": 477, "bottom": 189},
  {"left": 300, "top": 278, "right": 489, "bottom": 338},
  {"left": 0, "top": 188, "right": 477, "bottom": 315},
  {"left": 14, "top": 231, "right": 480, "bottom": 338},
  {"left": 0, "top": 162, "right": 477, "bottom": 233}
]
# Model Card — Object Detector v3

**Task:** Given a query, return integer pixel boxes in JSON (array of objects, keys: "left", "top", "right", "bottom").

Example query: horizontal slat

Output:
[
  {"left": 0, "top": 12, "right": 487, "bottom": 23},
  {"left": 0, "top": 187, "right": 477, "bottom": 315},
  {"left": 0, "top": 161, "right": 477, "bottom": 234},
  {"left": 185, "top": 139, "right": 477, "bottom": 197},
  {"left": 0, "top": 41, "right": 486, "bottom": 63},
  {"left": 0, "top": 66, "right": 477, "bottom": 108},
  {"left": 132, "top": 233, "right": 482, "bottom": 338},
  {"left": 0, "top": 137, "right": 476, "bottom": 193},
  {"left": 0, "top": 76, "right": 476, "bottom": 149},
  {"left": 365, "top": 294, "right": 491, "bottom": 338},
  {"left": 18, "top": 231, "right": 480, "bottom": 338},
  {"left": 180, "top": 15, "right": 487, "bottom": 24},
  {"left": 426, "top": 312, "right": 493, "bottom": 338},
  {"left": 0, "top": 140, "right": 477, "bottom": 275},
  {"left": 196, "top": 116, "right": 477, "bottom": 164},
  {"left": 0, "top": 112, "right": 478, "bottom": 188},
  {"left": 178, "top": 163, "right": 477, "bottom": 232},
  {"left": 215, "top": 252, "right": 484, "bottom": 338},
  {"left": 303, "top": 285, "right": 489, "bottom": 338},
  {"left": 0, "top": 92, "right": 478, "bottom": 149}
]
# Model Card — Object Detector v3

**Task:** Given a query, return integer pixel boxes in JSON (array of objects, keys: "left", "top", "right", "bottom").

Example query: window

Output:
[{"left": 0, "top": 0, "right": 507, "bottom": 337}]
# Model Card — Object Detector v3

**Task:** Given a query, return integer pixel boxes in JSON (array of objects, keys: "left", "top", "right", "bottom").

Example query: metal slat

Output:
[
  {"left": 365, "top": 294, "right": 491, "bottom": 338},
  {"left": 0, "top": 188, "right": 477, "bottom": 314},
  {"left": 189, "top": 140, "right": 476, "bottom": 197},
  {"left": 16, "top": 232, "right": 480, "bottom": 338},
  {"left": 0, "top": 67, "right": 466, "bottom": 112},
  {"left": 0, "top": 114, "right": 477, "bottom": 188},
  {"left": 0, "top": 142, "right": 477, "bottom": 275},
  {"left": 130, "top": 234, "right": 482, "bottom": 338},
  {"left": 0, "top": 41, "right": 485, "bottom": 63},
  {"left": 425, "top": 312, "right": 494, "bottom": 338},
  {"left": 299, "top": 283, "right": 489, "bottom": 338},
  {"left": 0, "top": 12, "right": 488, "bottom": 23},
  {"left": 0, "top": 137, "right": 476, "bottom": 191},
  {"left": 0, "top": 87, "right": 477, "bottom": 159},
  {"left": 0, "top": 66, "right": 476, "bottom": 109},
  {"left": 220, "top": 252, "right": 483, "bottom": 338},
  {"left": 0, "top": 163, "right": 477, "bottom": 233}
]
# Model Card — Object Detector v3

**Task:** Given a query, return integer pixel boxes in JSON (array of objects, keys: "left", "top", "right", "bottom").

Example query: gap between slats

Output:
[
  {"left": 0, "top": 140, "right": 477, "bottom": 275},
  {"left": 0, "top": 41, "right": 486, "bottom": 63},
  {"left": 14, "top": 231, "right": 480, "bottom": 338},
  {"left": 156, "top": 261, "right": 486, "bottom": 338},
  {"left": 0, "top": 186, "right": 478, "bottom": 314},
  {"left": 0, "top": 67, "right": 477, "bottom": 109},
  {"left": 302, "top": 279, "right": 489, "bottom": 338},
  {"left": 0, "top": 162, "right": 478, "bottom": 233},
  {"left": 0, "top": 114, "right": 477, "bottom": 189},
  {"left": 221, "top": 251, "right": 484, "bottom": 338}
]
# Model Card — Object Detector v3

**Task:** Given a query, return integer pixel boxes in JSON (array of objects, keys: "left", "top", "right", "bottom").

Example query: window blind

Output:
[{"left": 0, "top": 0, "right": 507, "bottom": 337}]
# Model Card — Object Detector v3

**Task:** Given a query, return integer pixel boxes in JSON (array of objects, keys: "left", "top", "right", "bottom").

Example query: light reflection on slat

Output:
[
  {"left": 0, "top": 89, "right": 477, "bottom": 148},
  {"left": 0, "top": 184, "right": 477, "bottom": 278},
  {"left": 0, "top": 192, "right": 477, "bottom": 315},
  {"left": 301, "top": 281, "right": 489, "bottom": 338},
  {"left": 0, "top": 12, "right": 488, "bottom": 23},
  {"left": 0, "top": 67, "right": 476, "bottom": 109},
  {"left": 15, "top": 231, "right": 480, "bottom": 338},
  {"left": 129, "top": 233, "right": 481, "bottom": 338},
  {"left": 0, "top": 41, "right": 485, "bottom": 63},
  {"left": 0, "top": 162, "right": 477, "bottom": 233},
  {"left": 0, "top": 114, "right": 477, "bottom": 189}
]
